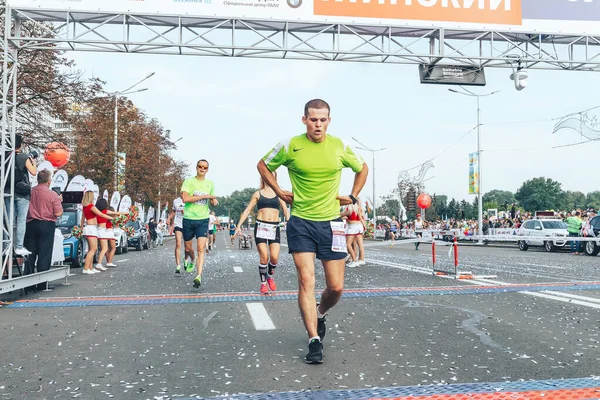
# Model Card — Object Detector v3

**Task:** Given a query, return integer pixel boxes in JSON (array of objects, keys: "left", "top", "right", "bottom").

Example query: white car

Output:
[
  {"left": 517, "top": 218, "right": 568, "bottom": 252},
  {"left": 113, "top": 227, "right": 129, "bottom": 255}
]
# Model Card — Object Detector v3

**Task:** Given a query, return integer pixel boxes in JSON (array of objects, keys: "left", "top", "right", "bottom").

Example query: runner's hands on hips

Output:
[
  {"left": 277, "top": 190, "right": 294, "bottom": 205},
  {"left": 337, "top": 195, "right": 353, "bottom": 206}
]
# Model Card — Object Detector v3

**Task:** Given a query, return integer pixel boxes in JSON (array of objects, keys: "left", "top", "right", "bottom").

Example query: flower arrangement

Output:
[
  {"left": 124, "top": 226, "right": 135, "bottom": 237},
  {"left": 112, "top": 214, "right": 128, "bottom": 228},
  {"left": 128, "top": 205, "right": 139, "bottom": 221},
  {"left": 72, "top": 226, "right": 83, "bottom": 239}
]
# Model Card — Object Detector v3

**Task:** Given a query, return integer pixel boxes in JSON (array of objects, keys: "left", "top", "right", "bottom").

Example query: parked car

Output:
[
  {"left": 127, "top": 219, "right": 149, "bottom": 251},
  {"left": 517, "top": 218, "right": 568, "bottom": 252},
  {"left": 583, "top": 215, "right": 600, "bottom": 256},
  {"left": 58, "top": 206, "right": 85, "bottom": 268},
  {"left": 113, "top": 227, "right": 128, "bottom": 255}
]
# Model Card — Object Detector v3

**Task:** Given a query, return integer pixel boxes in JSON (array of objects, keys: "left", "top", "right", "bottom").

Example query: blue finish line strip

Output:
[
  {"left": 6, "top": 281, "right": 600, "bottom": 308},
  {"left": 190, "top": 377, "right": 600, "bottom": 399}
]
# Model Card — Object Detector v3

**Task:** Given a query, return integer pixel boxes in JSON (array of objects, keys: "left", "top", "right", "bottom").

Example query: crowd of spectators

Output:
[{"left": 376, "top": 206, "right": 598, "bottom": 242}]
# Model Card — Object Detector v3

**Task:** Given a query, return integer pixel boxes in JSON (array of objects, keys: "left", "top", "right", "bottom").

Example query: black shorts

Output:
[
  {"left": 253, "top": 220, "right": 281, "bottom": 246},
  {"left": 174, "top": 226, "right": 183, "bottom": 233},
  {"left": 286, "top": 216, "right": 347, "bottom": 261},
  {"left": 182, "top": 218, "right": 209, "bottom": 241}
]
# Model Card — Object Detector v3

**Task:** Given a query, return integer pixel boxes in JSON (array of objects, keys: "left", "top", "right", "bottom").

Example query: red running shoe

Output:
[
  {"left": 260, "top": 283, "right": 269, "bottom": 294},
  {"left": 266, "top": 276, "right": 277, "bottom": 291}
]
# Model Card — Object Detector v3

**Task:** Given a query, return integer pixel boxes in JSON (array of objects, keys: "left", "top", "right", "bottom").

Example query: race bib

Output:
[
  {"left": 256, "top": 222, "right": 277, "bottom": 240},
  {"left": 330, "top": 221, "right": 347, "bottom": 253},
  {"left": 193, "top": 191, "right": 208, "bottom": 205}
]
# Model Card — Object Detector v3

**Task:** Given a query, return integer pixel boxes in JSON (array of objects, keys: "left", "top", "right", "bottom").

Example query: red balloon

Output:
[
  {"left": 417, "top": 193, "right": 432, "bottom": 209},
  {"left": 44, "top": 142, "right": 71, "bottom": 168}
]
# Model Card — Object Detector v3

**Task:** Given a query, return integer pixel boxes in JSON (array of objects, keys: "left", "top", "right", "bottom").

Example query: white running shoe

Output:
[
  {"left": 347, "top": 261, "right": 359, "bottom": 268},
  {"left": 83, "top": 269, "right": 95, "bottom": 275},
  {"left": 95, "top": 264, "right": 107, "bottom": 271},
  {"left": 106, "top": 263, "right": 117, "bottom": 267},
  {"left": 14, "top": 247, "right": 31, "bottom": 256},
  {"left": 357, "top": 260, "right": 366, "bottom": 266}
]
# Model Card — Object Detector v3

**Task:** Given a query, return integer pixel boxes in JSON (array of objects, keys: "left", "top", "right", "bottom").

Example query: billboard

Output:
[{"left": 7, "top": 0, "right": 600, "bottom": 36}]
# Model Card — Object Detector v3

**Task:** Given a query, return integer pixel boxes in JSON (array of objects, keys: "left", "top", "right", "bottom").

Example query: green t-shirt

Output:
[
  {"left": 566, "top": 216, "right": 582, "bottom": 234},
  {"left": 263, "top": 134, "right": 364, "bottom": 221},
  {"left": 180, "top": 177, "right": 215, "bottom": 220}
]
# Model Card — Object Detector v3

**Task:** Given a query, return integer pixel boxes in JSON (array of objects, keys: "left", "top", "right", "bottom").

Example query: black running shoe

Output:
[{"left": 304, "top": 339, "right": 323, "bottom": 364}]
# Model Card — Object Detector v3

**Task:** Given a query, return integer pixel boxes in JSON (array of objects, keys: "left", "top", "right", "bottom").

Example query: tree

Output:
[
  {"left": 376, "top": 195, "right": 400, "bottom": 220},
  {"left": 213, "top": 188, "right": 258, "bottom": 224},
  {"left": 482, "top": 190, "right": 516, "bottom": 211},
  {"left": 0, "top": 5, "right": 102, "bottom": 146},
  {"left": 66, "top": 96, "right": 187, "bottom": 203},
  {"left": 515, "top": 177, "right": 563, "bottom": 212},
  {"left": 558, "top": 191, "right": 586, "bottom": 211},
  {"left": 586, "top": 191, "right": 600, "bottom": 211}
]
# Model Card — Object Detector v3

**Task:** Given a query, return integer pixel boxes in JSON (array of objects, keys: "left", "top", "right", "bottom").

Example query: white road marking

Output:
[
  {"left": 515, "top": 262, "right": 570, "bottom": 270},
  {"left": 203, "top": 311, "right": 218, "bottom": 328},
  {"left": 367, "top": 259, "right": 600, "bottom": 309},
  {"left": 116, "top": 259, "right": 129, "bottom": 263},
  {"left": 246, "top": 303, "right": 275, "bottom": 330},
  {"left": 233, "top": 267, "right": 243, "bottom": 273}
]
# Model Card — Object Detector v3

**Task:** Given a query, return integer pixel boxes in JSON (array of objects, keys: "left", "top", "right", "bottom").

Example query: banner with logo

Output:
[
  {"left": 468, "top": 152, "right": 479, "bottom": 195},
  {"left": 91, "top": 184, "right": 100, "bottom": 204},
  {"left": 110, "top": 191, "right": 121, "bottom": 211},
  {"left": 66, "top": 175, "right": 86, "bottom": 192},
  {"left": 119, "top": 195, "right": 132, "bottom": 213},
  {"left": 7, "top": 0, "right": 600, "bottom": 35},
  {"left": 51, "top": 170, "right": 68, "bottom": 191},
  {"left": 103, "top": 189, "right": 109, "bottom": 200}
]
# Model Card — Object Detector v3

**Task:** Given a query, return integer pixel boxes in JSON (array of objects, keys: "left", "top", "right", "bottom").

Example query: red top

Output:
[
  {"left": 83, "top": 203, "right": 96, "bottom": 220},
  {"left": 347, "top": 208, "right": 360, "bottom": 222},
  {"left": 96, "top": 209, "right": 108, "bottom": 225},
  {"left": 26, "top": 185, "right": 62, "bottom": 223},
  {"left": 105, "top": 210, "right": 112, "bottom": 229}
]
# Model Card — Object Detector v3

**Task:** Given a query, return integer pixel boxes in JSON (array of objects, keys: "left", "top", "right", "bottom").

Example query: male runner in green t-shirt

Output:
[
  {"left": 181, "top": 159, "right": 219, "bottom": 288},
  {"left": 257, "top": 99, "right": 368, "bottom": 364}
]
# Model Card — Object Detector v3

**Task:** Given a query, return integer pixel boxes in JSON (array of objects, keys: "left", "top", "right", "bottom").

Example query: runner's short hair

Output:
[
  {"left": 197, "top": 159, "right": 209, "bottom": 167},
  {"left": 304, "top": 99, "right": 330, "bottom": 117}
]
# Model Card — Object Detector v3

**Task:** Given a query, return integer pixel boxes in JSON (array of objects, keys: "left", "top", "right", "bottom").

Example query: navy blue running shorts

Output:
[
  {"left": 182, "top": 218, "right": 209, "bottom": 241},
  {"left": 286, "top": 216, "right": 347, "bottom": 261}
]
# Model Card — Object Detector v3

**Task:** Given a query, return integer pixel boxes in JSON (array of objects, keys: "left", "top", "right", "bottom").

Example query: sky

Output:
[{"left": 67, "top": 50, "right": 600, "bottom": 206}]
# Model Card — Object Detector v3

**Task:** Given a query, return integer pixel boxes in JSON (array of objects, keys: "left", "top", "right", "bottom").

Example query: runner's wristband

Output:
[{"left": 349, "top": 194, "right": 358, "bottom": 204}]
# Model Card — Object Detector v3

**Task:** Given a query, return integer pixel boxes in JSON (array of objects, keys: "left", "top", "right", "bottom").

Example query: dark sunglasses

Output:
[{"left": 197, "top": 165, "right": 208, "bottom": 170}]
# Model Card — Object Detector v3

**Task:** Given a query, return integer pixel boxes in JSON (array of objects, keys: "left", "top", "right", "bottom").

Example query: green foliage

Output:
[
  {"left": 213, "top": 187, "right": 258, "bottom": 225},
  {"left": 515, "top": 177, "right": 563, "bottom": 211},
  {"left": 375, "top": 195, "right": 400, "bottom": 219},
  {"left": 482, "top": 190, "right": 516, "bottom": 210},
  {"left": 586, "top": 191, "right": 600, "bottom": 211}
]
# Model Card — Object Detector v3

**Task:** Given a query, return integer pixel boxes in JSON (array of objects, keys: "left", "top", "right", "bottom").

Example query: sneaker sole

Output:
[
  {"left": 193, "top": 280, "right": 201, "bottom": 288},
  {"left": 304, "top": 358, "right": 324, "bottom": 364}
]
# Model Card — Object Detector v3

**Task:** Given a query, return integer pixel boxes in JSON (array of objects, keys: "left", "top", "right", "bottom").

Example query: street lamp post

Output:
[
  {"left": 352, "top": 137, "right": 386, "bottom": 239},
  {"left": 112, "top": 72, "right": 155, "bottom": 192},
  {"left": 448, "top": 87, "right": 500, "bottom": 240}
]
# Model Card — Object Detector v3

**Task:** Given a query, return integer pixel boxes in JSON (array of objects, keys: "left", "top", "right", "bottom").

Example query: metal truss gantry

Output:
[
  {"left": 5, "top": 8, "right": 600, "bottom": 71},
  {"left": 2, "top": 6, "right": 600, "bottom": 289},
  {"left": 1, "top": 10, "right": 19, "bottom": 282}
]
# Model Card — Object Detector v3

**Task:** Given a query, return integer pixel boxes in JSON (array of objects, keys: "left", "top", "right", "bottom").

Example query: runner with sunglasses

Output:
[{"left": 180, "top": 159, "right": 218, "bottom": 288}]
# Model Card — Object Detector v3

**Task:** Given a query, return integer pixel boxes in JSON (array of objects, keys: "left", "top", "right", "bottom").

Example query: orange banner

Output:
[{"left": 314, "top": 0, "right": 522, "bottom": 25}]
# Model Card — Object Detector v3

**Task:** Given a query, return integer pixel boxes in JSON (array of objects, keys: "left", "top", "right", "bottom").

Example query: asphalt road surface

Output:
[{"left": 1, "top": 232, "right": 599, "bottom": 400}]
